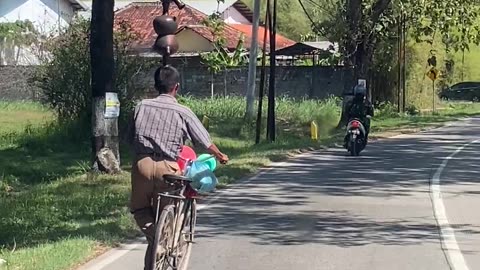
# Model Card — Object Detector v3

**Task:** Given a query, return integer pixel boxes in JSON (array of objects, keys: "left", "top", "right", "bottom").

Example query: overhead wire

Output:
[{"left": 297, "top": 0, "right": 326, "bottom": 36}]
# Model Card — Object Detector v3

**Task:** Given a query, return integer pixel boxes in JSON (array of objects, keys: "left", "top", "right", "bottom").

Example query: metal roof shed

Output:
[{"left": 275, "top": 41, "right": 339, "bottom": 66}]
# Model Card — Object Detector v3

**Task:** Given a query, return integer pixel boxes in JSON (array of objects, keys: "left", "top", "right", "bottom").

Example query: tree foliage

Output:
[
  {"left": 407, "top": 0, "right": 480, "bottom": 53},
  {"left": 310, "top": 0, "right": 480, "bottom": 66},
  {"left": 0, "top": 20, "right": 37, "bottom": 44},
  {"left": 306, "top": 0, "right": 480, "bottom": 92},
  {"left": 200, "top": 1, "right": 247, "bottom": 74},
  {"left": 32, "top": 19, "right": 146, "bottom": 122},
  {"left": 0, "top": 20, "right": 40, "bottom": 65},
  {"left": 243, "top": 0, "right": 318, "bottom": 40}
]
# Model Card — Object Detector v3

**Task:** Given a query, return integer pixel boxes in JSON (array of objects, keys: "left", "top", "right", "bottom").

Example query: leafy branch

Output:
[
  {"left": 200, "top": 0, "right": 247, "bottom": 74},
  {"left": 0, "top": 20, "right": 38, "bottom": 44},
  {"left": 0, "top": 20, "right": 40, "bottom": 65}
]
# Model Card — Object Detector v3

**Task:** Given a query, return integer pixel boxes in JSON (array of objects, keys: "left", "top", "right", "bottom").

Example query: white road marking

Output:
[{"left": 431, "top": 139, "right": 479, "bottom": 270}]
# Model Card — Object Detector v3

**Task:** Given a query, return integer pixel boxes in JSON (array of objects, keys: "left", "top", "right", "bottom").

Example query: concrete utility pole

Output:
[{"left": 245, "top": 0, "right": 261, "bottom": 119}]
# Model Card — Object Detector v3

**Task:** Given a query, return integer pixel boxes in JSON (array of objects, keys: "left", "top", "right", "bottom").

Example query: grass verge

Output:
[
  {"left": 1, "top": 98, "right": 479, "bottom": 270},
  {"left": 372, "top": 102, "right": 480, "bottom": 138}
]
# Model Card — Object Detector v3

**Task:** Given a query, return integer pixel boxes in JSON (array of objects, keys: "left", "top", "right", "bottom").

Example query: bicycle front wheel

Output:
[
  {"left": 151, "top": 205, "right": 175, "bottom": 270},
  {"left": 176, "top": 199, "right": 197, "bottom": 270}
]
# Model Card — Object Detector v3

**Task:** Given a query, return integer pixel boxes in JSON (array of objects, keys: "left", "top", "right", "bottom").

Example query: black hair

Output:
[{"left": 154, "top": 65, "right": 180, "bottom": 94}]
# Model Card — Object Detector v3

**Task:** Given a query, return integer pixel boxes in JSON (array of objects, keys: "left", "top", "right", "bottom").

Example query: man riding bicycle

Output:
[{"left": 128, "top": 65, "right": 228, "bottom": 270}]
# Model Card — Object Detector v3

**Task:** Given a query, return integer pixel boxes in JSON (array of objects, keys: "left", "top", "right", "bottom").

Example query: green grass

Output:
[
  {"left": 406, "top": 41, "right": 480, "bottom": 109},
  {"left": 372, "top": 102, "right": 480, "bottom": 134},
  {"left": 179, "top": 96, "right": 342, "bottom": 184},
  {"left": 1, "top": 98, "right": 480, "bottom": 270},
  {"left": 0, "top": 97, "right": 340, "bottom": 270},
  {"left": 0, "top": 239, "right": 98, "bottom": 270},
  {"left": 0, "top": 102, "right": 52, "bottom": 136}
]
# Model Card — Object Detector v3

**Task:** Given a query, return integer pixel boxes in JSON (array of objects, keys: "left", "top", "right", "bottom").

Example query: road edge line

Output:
[{"left": 430, "top": 139, "right": 479, "bottom": 270}]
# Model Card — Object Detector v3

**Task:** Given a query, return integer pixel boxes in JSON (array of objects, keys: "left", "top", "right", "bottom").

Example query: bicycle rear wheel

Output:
[
  {"left": 151, "top": 205, "right": 175, "bottom": 270},
  {"left": 176, "top": 199, "right": 197, "bottom": 270}
]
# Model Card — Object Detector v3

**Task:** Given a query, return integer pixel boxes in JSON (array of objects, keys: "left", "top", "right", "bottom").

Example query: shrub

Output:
[
  {"left": 375, "top": 101, "right": 399, "bottom": 119},
  {"left": 32, "top": 19, "right": 151, "bottom": 125}
]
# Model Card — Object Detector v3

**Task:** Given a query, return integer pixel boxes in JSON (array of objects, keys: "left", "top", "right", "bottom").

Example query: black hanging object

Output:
[
  {"left": 153, "top": 15, "right": 177, "bottom": 35},
  {"left": 154, "top": 0, "right": 185, "bottom": 65},
  {"left": 154, "top": 35, "right": 179, "bottom": 55}
]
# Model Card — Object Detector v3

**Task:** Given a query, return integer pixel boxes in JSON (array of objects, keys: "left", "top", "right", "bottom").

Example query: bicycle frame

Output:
[
  {"left": 153, "top": 166, "right": 199, "bottom": 269},
  {"left": 154, "top": 183, "right": 195, "bottom": 247},
  {"left": 151, "top": 154, "right": 214, "bottom": 269}
]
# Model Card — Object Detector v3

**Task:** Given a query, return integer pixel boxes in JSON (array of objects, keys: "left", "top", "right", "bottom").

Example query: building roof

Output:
[
  {"left": 115, "top": 2, "right": 252, "bottom": 52},
  {"left": 228, "top": 24, "right": 295, "bottom": 50},
  {"left": 231, "top": 0, "right": 253, "bottom": 23},
  {"left": 182, "top": 0, "right": 237, "bottom": 15},
  {"left": 68, "top": 0, "right": 88, "bottom": 11},
  {"left": 303, "top": 41, "right": 338, "bottom": 51},
  {"left": 79, "top": 0, "right": 161, "bottom": 14},
  {"left": 275, "top": 41, "right": 338, "bottom": 56}
]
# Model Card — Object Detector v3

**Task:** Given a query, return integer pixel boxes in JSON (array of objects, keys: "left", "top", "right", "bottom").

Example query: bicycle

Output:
[{"left": 149, "top": 156, "right": 215, "bottom": 270}]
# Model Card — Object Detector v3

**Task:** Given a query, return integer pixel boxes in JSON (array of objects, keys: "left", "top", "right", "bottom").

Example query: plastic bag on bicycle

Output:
[{"left": 185, "top": 161, "right": 218, "bottom": 194}]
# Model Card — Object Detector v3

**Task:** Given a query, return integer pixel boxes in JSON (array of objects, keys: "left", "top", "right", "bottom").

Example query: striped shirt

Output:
[{"left": 131, "top": 94, "right": 212, "bottom": 160}]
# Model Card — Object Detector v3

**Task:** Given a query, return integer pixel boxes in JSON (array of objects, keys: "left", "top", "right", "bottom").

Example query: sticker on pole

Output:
[
  {"left": 358, "top": 79, "right": 367, "bottom": 88},
  {"left": 105, "top": 92, "right": 120, "bottom": 118},
  {"left": 426, "top": 68, "right": 439, "bottom": 81}
]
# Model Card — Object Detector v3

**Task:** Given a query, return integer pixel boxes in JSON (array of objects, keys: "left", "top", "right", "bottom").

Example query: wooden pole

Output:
[
  {"left": 402, "top": 12, "right": 407, "bottom": 112},
  {"left": 266, "top": 0, "right": 277, "bottom": 142},
  {"left": 255, "top": 2, "right": 270, "bottom": 144},
  {"left": 397, "top": 15, "right": 401, "bottom": 113},
  {"left": 432, "top": 80, "right": 435, "bottom": 113}
]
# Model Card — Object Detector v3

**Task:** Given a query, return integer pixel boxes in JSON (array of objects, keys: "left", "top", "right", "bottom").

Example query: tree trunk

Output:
[
  {"left": 337, "top": 0, "right": 392, "bottom": 128},
  {"left": 338, "top": 0, "right": 363, "bottom": 128},
  {"left": 90, "top": 0, "right": 120, "bottom": 174}
]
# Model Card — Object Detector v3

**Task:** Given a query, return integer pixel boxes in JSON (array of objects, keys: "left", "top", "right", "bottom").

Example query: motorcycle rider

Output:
[{"left": 344, "top": 83, "right": 374, "bottom": 147}]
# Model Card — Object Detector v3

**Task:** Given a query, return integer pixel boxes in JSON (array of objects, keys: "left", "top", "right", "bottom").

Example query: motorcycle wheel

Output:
[{"left": 350, "top": 140, "right": 356, "bottom": 156}]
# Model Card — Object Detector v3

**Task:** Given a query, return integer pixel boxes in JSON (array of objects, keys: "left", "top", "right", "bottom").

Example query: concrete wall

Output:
[
  {"left": 137, "top": 65, "right": 353, "bottom": 99},
  {"left": 0, "top": 65, "right": 353, "bottom": 101},
  {"left": 0, "top": 65, "right": 42, "bottom": 101}
]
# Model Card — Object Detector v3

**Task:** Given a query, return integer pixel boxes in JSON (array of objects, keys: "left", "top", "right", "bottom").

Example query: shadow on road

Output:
[{"left": 195, "top": 121, "right": 480, "bottom": 247}]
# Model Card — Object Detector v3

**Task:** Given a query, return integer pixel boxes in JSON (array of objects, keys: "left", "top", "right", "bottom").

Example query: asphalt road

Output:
[{"left": 81, "top": 117, "right": 480, "bottom": 270}]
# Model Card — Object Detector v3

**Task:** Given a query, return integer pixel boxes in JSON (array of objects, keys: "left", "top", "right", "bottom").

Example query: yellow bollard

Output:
[
  {"left": 310, "top": 121, "right": 318, "bottom": 141},
  {"left": 202, "top": 115, "right": 210, "bottom": 130}
]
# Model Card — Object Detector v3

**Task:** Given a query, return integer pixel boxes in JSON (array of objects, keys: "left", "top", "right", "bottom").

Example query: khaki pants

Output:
[{"left": 130, "top": 155, "right": 181, "bottom": 270}]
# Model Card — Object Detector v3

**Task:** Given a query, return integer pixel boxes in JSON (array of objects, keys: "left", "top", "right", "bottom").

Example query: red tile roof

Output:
[
  {"left": 115, "top": 2, "right": 251, "bottom": 52},
  {"left": 229, "top": 24, "right": 295, "bottom": 50}
]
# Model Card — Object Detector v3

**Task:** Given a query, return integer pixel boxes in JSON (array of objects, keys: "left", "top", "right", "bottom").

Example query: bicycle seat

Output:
[{"left": 163, "top": 174, "right": 192, "bottom": 183}]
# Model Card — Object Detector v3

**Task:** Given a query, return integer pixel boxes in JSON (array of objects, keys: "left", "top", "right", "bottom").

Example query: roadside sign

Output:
[{"left": 426, "top": 68, "right": 439, "bottom": 81}]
